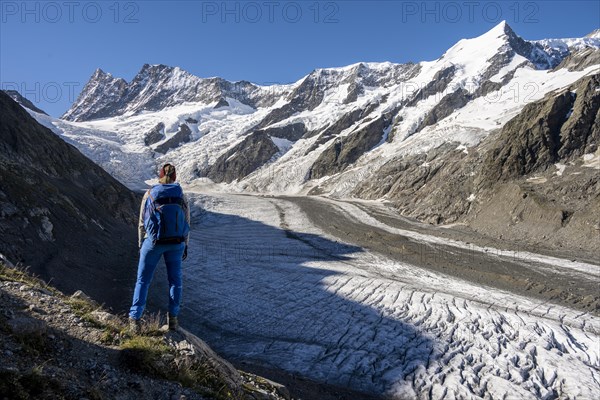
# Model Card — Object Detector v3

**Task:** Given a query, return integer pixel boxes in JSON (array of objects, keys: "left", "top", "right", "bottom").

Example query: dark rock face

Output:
[
  {"left": 415, "top": 89, "right": 472, "bottom": 132},
  {"left": 502, "top": 23, "right": 558, "bottom": 69},
  {"left": 553, "top": 48, "right": 600, "bottom": 72},
  {"left": 154, "top": 124, "right": 192, "bottom": 154},
  {"left": 185, "top": 117, "right": 199, "bottom": 124},
  {"left": 255, "top": 72, "right": 329, "bottom": 130},
  {"left": 256, "top": 123, "right": 306, "bottom": 142},
  {"left": 0, "top": 91, "right": 139, "bottom": 309},
  {"left": 481, "top": 90, "right": 574, "bottom": 182},
  {"left": 481, "top": 74, "right": 599, "bottom": 184},
  {"left": 62, "top": 68, "right": 128, "bottom": 121},
  {"left": 201, "top": 131, "right": 279, "bottom": 183},
  {"left": 309, "top": 115, "right": 390, "bottom": 179},
  {"left": 2, "top": 90, "right": 48, "bottom": 115},
  {"left": 476, "top": 59, "right": 528, "bottom": 98},
  {"left": 143, "top": 122, "right": 165, "bottom": 146},
  {"left": 344, "top": 81, "right": 362, "bottom": 104},
  {"left": 406, "top": 66, "right": 456, "bottom": 108},
  {"left": 213, "top": 98, "right": 230, "bottom": 109},
  {"left": 557, "top": 74, "right": 600, "bottom": 159},
  {"left": 305, "top": 102, "right": 381, "bottom": 154}
]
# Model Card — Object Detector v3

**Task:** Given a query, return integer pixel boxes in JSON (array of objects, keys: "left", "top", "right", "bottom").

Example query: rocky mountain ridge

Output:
[
  {"left": 2, "top": 90, "right": 48, "bottom": 115},
  {"left": 62, "top": 65, "right": 287, "bottom": 122},
  {"left": 54, "top": 22, "right": 599, "bottom": 188}
]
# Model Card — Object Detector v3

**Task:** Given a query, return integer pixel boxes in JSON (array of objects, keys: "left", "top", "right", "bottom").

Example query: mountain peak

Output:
[
  {"left": 89, "top": 68, "right": 120, "bottom": 84},
  {"left": 585, "top": 28, "right": 600, "bottom": 39},
  {"left": 482, "top": 20, "right": 517, "bottom": 41},
  {"left": 138, "top": 63, "right": 174, "bottom": 75},
  {"left": 493, "top": 20, "right": 510, "bottom": 34}
]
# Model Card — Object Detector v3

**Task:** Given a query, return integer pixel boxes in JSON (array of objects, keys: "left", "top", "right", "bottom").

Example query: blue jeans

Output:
[{"left": 129, "top": 238, "right": 185, "bottom": 320}]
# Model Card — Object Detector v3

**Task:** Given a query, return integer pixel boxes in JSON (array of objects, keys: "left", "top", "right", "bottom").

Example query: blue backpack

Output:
[{"left": 144, "top": 184, "right": 189, "bottom": 244}]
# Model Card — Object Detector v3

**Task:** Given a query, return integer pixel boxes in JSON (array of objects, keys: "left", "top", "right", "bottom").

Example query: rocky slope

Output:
[
  {"left": 0, "top": 91, "right": 139, "bottom": 309},
  {"left": 348, "top": 73, "right": 600, "bottom": 256},
  {"left": 0, "top": 262, "right": 290, "bottom": 400}
]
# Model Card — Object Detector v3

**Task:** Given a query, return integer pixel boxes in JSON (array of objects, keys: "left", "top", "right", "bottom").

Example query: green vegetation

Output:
[
  {"left": 0, "top": 262, "right": 59, "bottom": 296},
  {"left": 120, "top": 334, "right": 234, "bottom": 399},
  {"left": 66, "top": 297, "right": 97, "bottom": 316}
]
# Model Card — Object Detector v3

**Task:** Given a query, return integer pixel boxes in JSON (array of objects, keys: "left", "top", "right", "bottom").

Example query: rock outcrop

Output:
[
  {"left": 201, "top": 131, "right": 279, "bottom": 183},
  {"left": 481, "top": 74, "right": 599, "bottom": 183},
  {"left": 256, "top": 123, "right": 307, "bottom": 142},
  {"left": 309, "top": 115, "right": 390, "bottom": 179},
  {"left": 155, "top": 124, "right": 192, "bottom": 154},
  {"left": 414, "top": 88, "right": 472, "bottom": 133},
  {"left": 143, "top": 122, "right": 165, "bottom": 146}
]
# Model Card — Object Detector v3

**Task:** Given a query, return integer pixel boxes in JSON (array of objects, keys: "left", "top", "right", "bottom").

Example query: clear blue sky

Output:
[{"left": 1, "top": 0, "right": 598, "bottom": 117}]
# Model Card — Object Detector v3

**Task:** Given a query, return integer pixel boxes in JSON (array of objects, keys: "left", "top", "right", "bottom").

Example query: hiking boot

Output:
[
  {"left": 128, "top": 317, "right": 141, "bottom": 334},
  {"left": 167, "top": 314, "right": 179, "bottom": 331}
]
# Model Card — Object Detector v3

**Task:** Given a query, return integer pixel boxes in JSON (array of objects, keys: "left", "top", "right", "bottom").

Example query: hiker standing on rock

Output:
[{"left": 129, "top": 163, "right": 190, "bottom": 332}]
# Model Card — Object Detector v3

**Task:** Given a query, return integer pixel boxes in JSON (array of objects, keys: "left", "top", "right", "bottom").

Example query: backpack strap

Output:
[
  {"left": 147, "top": 189, "right": 155, "bottom": 204},
  {"left": 143, "top": 189, "right": 154, "bottom": 217}
]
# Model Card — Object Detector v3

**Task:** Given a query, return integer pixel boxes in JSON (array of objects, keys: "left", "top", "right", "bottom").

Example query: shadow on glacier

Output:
[{"left": 149, "top": 209, "right": 434, "bottom": 396}]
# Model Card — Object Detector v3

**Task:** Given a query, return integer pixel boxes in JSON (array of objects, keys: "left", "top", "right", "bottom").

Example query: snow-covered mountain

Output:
[
  {"left": 54, "top": 21, "right": 598, "bottom": 186},
  {"left": 28, "top": 21, "right": 600, "bottom": 250},
  {"left": 62, "top": 64, "right": 288, "bottom": 122}
]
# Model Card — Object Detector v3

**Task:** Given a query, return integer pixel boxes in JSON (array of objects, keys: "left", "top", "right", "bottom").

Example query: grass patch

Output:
[
  {"left": 120, "top": 335, "right": 235, "bottom": 399},
  {"left": 66, "top": 297, "right": 97, "bottom": 316},
  {"left": 138, "top": 312, "right": 164, "bottom": 336},
  {"left": 120, "top": 336, "right": 171, "bottom": 376},
  {"left": 79, "top": 312, "right": 106, "bottom": 329},
  {"left": 175, "top": 358, "right": 235, "bottom": 400},
  {"left": 99, "top": 312, "right": 163, "bottom": 346},
  {"left": 0, "top": 263, "right": 59, "bottom": 295},
  {"left": 99, "top": 326, "right": 122, "bottom": 345}
]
